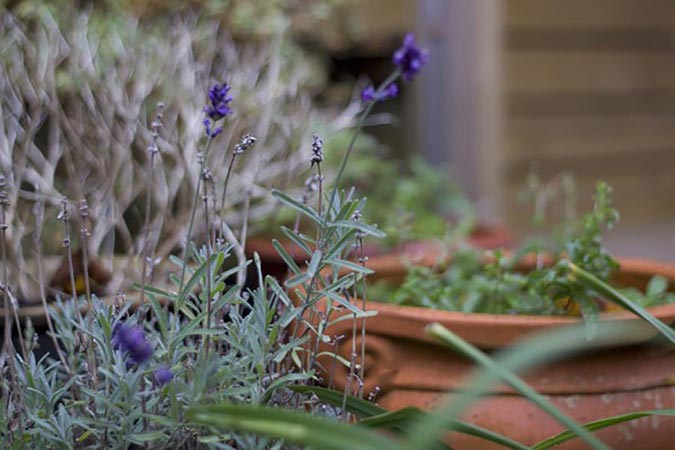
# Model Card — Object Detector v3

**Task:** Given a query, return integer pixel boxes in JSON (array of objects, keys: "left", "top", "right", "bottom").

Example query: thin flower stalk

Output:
[
  {"left": 201, "top": 162, "right": 214, "bottom": 357},
  {"left": 140, "top": 103, "right": 164, "bottom": 306},
  {"left": 288, "top": 175, "right": 319, "bottom": 277},
  {"left": 176, "top": 135, "right": 214, "bottom": 306},
  {"left": 341, "top": 348, "right": 358, "bottom": 422},
  {"left": 237, "top": 188, "right": 252, "bottom": 289},
  {"left": 32, "top": 199, "right": 71, "bottom": 375},
  {"left": 352, "top": 209, "right": 368, "bottom": 398},
  {"left": 327, "top": 334, "right": 344, "bottom": 390},
  {"left": 59, "top": 198, "right": 85, "bottom": 324},
  {"left": 216, "top": 134, "right": 256, "bottom": 292},
  {"left": 216, "top": 152, "right": 237, "bottom": 246},
  {"left": 78, "top": 198, "right": 101, "bottom": 396},
  {"left": 0, "top": 178, "right": 26, "bottom": 361},
  {"left": 0, "top": 173, "right": 19, "bottom": 422},
  {"left": 324, "top": 69, "right": 400, "bottom": 226},
  {"left": 79, "top": 199, "right": 92, "bottom": 307},
  {"left": 178, "top": 82, "right": 235, "bottom": 304}
]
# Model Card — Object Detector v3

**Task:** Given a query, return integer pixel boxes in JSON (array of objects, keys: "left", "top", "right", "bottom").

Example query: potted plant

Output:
[{"left": 319, "top": 182, "right": 675, "bottom": 449}]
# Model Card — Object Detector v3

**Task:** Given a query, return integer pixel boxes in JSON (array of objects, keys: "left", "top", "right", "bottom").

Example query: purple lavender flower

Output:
[
  {"left": 381, "top": 82, "right": 399, "bottom": 100},
  {"left": 203, "top": 119, "right": 223, "bottom": 138},
  {"left": 393, "top": 33, "right": 429, "bottom": 82},
  {"left": 203, "top": 82, "right": 233, "bottom": 137},
  {"left": 361, "top": 82, "right": 399, "bottom": 103},
  {"left": 154, "top": 365, "right": 174, "bottom": 386},
  {"left": 361, "top": 85, "right": 376, "bottom": 102},
  {"left": 112, "top": 323, "right": 154, "bottom": 365},
  {"left": 205, "top": 83, "right": 233, "bottom": 120}
]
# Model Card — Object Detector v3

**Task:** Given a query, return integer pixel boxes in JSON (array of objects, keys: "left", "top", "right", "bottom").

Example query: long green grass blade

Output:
[
  {"left": 400, "top": 322, "right": 651, "bottom": 450},
  {"left": 291, "top": 386, "right": 529, "bottom": 450},
  {"left": 532, "top": 409, "right": 675, "bottom": 449},
  {"left": 186, "top": 403, "right": 396, "bottom": 450},
  {"left": 567, "top": 261, "right": 675, "bottom": 344}
]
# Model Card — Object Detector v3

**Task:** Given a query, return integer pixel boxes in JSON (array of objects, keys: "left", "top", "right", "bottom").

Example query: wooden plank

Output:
[
  {"left": 501, "top": 173, "right": 675, "bottom": 229},
  {"left": 507, "top": 0, "right": 675, "bottom": 28},
  {"left": 509, "top": 90, "right": 675, "bottom": 117},
  {"left": 503, "top": 145, "right": 675, "bottom": 179},
  {"left": 507, "top": 51, "right": 675, "bottom": 94},
  {"left": 507, "top": 115, "right": 675, "bottom": 158},
  {"left": 507, "top": 27, "right": 674, "bottom": 52}
]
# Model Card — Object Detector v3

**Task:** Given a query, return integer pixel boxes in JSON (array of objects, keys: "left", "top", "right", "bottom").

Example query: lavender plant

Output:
[{"left": 0, "top": 11, "right": 429, "bottom": 446}]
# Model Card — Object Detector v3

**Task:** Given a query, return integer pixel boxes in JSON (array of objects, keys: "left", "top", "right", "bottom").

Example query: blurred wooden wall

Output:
[
  {"left": 503, "top": 0, "right": 675, "bottom": 228},
  {"left": 328, "top": 0, "right": 675, "bottom": 232}
]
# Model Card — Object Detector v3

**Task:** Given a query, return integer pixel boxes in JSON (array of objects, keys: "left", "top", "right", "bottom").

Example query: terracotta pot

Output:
[
  {"left": 321, "top": 256, "right": 675, "bottom": 449},
  {"left": 466, "top": 222, "right": 514, "bottom": 250},
  {"left": 246, "top": 223, "right": 513, "bottom": 279}
]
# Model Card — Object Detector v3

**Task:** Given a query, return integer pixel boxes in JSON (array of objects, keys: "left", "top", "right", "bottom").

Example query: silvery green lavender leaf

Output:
[{"left": 272, "top": 190, "right": 323, "bottom": 225}]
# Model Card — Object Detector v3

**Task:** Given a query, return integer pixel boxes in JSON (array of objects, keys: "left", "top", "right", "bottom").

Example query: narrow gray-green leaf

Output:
[
  {"left": 273, "top": 239, "right": 301, "bottom": 274},
  {"left": 307, "top": 250, "right": 322, "bottom": 279},
  {"left": 285, "top": 272, "right": 309, "bottom": 288},
  {"left": 272, "top": 190, "right": 322, "bottom": 224},
  {"left": 280, "top": 226, "right": 313, "bottom": 256},
  {"left": 329, "top": 220, "right": 385, "bottom": 238},
  {"left": 324, "top": 258, "right": 374, "bottom": 275}
]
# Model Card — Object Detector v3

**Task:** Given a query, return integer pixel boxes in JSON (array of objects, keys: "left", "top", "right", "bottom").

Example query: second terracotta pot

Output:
[{"left": 247, "top": 222, "right": 512, "bottom": 280}]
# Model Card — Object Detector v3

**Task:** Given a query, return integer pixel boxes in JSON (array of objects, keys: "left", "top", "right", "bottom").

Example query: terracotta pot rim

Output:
[
  {"left": 344, "top": 256, "right": 675, "bottom": 348},
  {"left": 245, "top": 221, "right": 513, "bottom": 260},
  {"left": 360, "top": 299, "right": 675, "bottom": 324}
]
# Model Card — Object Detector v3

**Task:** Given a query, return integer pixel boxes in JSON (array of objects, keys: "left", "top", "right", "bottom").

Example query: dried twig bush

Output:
[{"left": 0, "top": 8, "right": 358, "bottom": 302}]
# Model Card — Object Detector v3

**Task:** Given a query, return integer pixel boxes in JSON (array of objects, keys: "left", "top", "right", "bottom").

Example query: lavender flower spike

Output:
[
  {"left": 204, "top": 81, "right": 234, "bottom": 137},
  {"left": 234, "top": 134, "right": 257, "bottom": 155},
  {"left": 393, "top": 33, "right": 429, "bottom": 82},
  {"left": 154, "top": 365, "right": 174, "bottom": 386},
  {"left": 112, "top": 323, "right": 154, "bottom": 365},
  {"left": 310, "top": 132, "right": 324, "bottom": 167}
]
